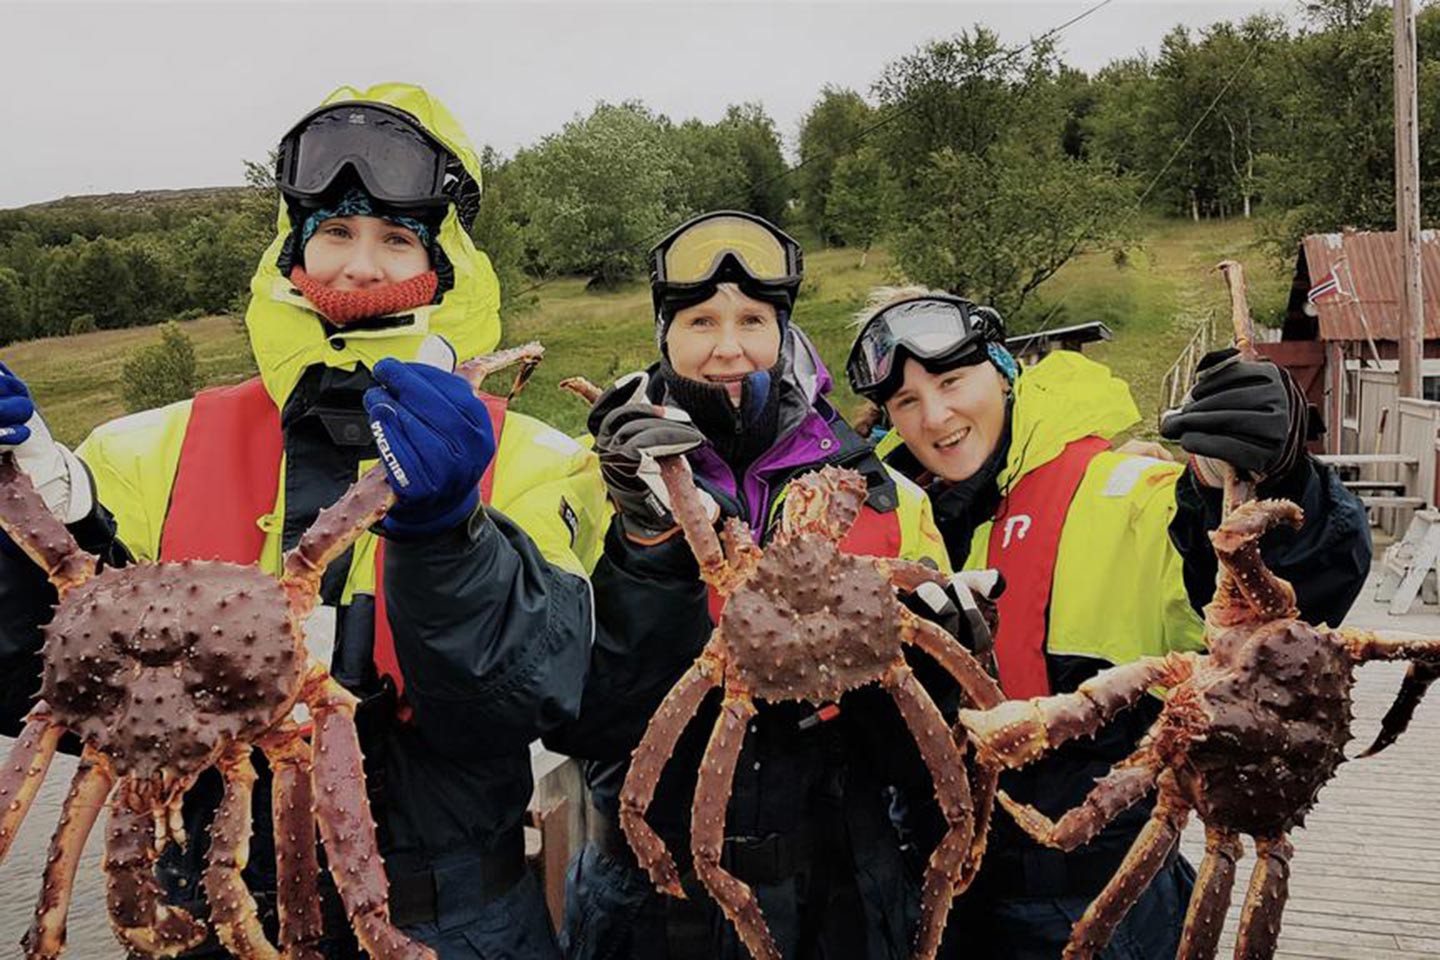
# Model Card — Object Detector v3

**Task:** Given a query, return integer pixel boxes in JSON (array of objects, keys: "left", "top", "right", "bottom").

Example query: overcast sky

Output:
[{"left": 1, "top": 0, "right": 1296, "bottom": 209}]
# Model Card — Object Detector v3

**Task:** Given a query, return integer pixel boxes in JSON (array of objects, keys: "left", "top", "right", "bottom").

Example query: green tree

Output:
[
  {"left": 514, "top": 102, "right": 688, "bottom": 287},
  {"left": 470, "top": 147, "right": 535, "bottom": 314},
  {"left": 0, "top": 268, "right": 24, "bottom": 345},
  {"left": 122, "top": 321, "right": 198, "bottom": 412},
  {"left": 795, "top": 87, "right": 874, "bottom": 241},
  {"left": 892, "top": 144, "right": 1138, "bottom": 319},
  {"left": 672, "top": 104, "right": 790, "bottom": 224},
  {"left": 1259, "top": 5, "right": 1397, "bottom": 251},
  {"left": 872, "top": 27, "right": 1063, "bottom": 185},
  {"left": 874, "top": 28, "right": 1136, "bottom": 319},
  {"left": 825, "top": 148, "right": 896, "bottom": 266}
]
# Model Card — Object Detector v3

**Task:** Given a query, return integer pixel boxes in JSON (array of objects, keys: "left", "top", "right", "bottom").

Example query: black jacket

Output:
[{"left": 0, "top": 365, "right": 593, "bottom": 947}]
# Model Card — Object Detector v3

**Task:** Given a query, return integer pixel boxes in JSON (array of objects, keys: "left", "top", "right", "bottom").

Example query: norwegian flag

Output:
[{"left": 1307, "top": 264, "right": 1345, "bottom": 303}]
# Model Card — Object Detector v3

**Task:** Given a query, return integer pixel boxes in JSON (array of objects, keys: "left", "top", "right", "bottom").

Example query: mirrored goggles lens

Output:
[
  {"left": 849, "top": 300, "right": 979, "bottom": 393},
  {"left": 660, "top": 215, "right": 796, "bottom": 285},
  {"left": 285, "top": 106, "right": 447, "bottom": 203}
]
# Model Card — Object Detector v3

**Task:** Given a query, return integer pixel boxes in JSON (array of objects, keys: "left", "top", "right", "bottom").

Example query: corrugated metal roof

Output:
[{"left": 1302, "top": 229, "right": 1440, "bottom": 341}]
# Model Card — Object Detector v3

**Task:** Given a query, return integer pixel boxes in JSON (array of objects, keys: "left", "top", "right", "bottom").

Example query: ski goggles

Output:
[
  {"left": 277, "top": 102, "right": 457, "bottom": 209},
  {"left": 847, "top": 295, "right": 999, "bottom": 400},
  {"left": 650, "top": 212, "right": 803, "bottom": 304}
]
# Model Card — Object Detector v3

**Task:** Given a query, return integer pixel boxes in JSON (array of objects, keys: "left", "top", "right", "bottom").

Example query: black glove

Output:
[
  {"left": 591, "top": 372, "right": 713, "bottom": 541},
  {"left": 1160, "top": 348, "right": 1307, "bottom": 482},
  {"left": 909, "top": 569, "right": 1003, "bottom": 661}
]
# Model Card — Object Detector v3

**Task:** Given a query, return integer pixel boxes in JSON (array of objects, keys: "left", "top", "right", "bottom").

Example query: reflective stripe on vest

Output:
[
  {"left": 162, "top": 376, "right": 507, "bottom": 705},
  {"left": 985, "top": 435, "right": 1108, "bottom": 699},
  {"left": 705, "top": 504, "right": 903, "bottom": 624}
]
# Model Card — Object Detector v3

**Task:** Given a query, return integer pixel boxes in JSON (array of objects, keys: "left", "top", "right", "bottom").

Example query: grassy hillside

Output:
[{"left": 1, "top": 217, "right": 1289, "bottom": 447}]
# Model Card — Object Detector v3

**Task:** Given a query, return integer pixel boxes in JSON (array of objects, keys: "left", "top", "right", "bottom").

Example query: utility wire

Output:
[{"left": 1026, "top": 36, "right": 1264, "bottom": 338}]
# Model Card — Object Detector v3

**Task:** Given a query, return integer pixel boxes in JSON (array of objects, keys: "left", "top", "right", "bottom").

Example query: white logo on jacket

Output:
[{"left": 1001, "top": 514, "right": 1032, "bottom": 549}]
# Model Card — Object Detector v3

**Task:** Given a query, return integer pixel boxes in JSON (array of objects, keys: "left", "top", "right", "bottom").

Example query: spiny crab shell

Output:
[
  {"left": 1171, "top": 616, "right": 1354, "bottom": 836},
  {"left": 720, "top": 507, "right": 898, "bottom": 703},
  {"left": 41, "top": 561, "right": 301, "bottom": 783}
]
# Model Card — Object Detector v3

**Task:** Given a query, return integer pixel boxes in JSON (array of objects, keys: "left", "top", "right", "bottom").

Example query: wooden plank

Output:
[{"left": 1317, "top": 453, "right": 1421, "bottom": 465}]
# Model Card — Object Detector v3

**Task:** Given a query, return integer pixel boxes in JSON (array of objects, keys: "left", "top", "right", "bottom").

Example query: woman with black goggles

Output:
[
  {"left": 546, "top": 214, "right": 994, "bottom": 960},
  {"left": 846, "top": 287, "right": 1371, "bottom": 959},
  {"left": 0, "top": 84, "right": 604, "bottom": 960}
]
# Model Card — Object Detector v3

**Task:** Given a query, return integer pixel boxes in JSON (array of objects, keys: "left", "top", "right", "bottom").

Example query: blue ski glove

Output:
[
  {"left": 364, "top": 358, "right": 496, "bottom": 538},
  {"left": 0, "top": 362, "right": 36, "bottom": 446}
]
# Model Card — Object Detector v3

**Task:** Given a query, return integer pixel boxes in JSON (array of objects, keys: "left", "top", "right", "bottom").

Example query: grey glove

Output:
[{"left": 590, "top": 372, "right": 714, "bottom": 541}]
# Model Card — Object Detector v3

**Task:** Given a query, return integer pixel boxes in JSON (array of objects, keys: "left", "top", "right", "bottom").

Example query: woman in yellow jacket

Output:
[
  {"left": 845, "top": 286, "right": 1370, "bottom": 959},
  {"left": 0, "top": 84, "right": 607, "bottom": 959}
]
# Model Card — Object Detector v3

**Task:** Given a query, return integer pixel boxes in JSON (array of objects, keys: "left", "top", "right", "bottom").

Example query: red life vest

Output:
[
  {"left": 705, "top": 502, "right": 903, "bottom": 624},
  {"left": 984, "top": 435, "right": 1108, "bottom": 699},
  {"left": 160, "top": 376, "right": 507, "bottom": 703}
]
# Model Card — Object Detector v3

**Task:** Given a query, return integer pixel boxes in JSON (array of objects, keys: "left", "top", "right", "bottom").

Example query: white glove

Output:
[{"left": 0, "top": 364, "right": 93, "bottom": 523}]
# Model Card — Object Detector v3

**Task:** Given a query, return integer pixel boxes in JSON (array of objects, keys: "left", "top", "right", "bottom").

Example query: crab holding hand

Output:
[
  {"left": 1160, "top": 348, "right": 1309, "bottom": 484},
  {"left": 591, "top": 372, "right": 717, "bottom": 542},
  {"left": 364, "top": 358, "right": 495, "bottom": 538}
]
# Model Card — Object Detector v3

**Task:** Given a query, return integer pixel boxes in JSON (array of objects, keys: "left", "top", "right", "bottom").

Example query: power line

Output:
[{"left": 1025, "top": 36, "right": 1264, "bottom": 339}]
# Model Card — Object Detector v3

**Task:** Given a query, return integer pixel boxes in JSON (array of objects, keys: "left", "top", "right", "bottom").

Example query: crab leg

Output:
[
  {"left": 0, "top": 453, "right": 97, "bottom": 594},
  {"left": 875, "top": 558, "right": 952, "bottom": 594},
  {"left": 620, "top": 647, "right": 723, "bottom": 896},
  {"left": 1338, "top": 630, "right": 1440, "bottom": 757},
  {"left": 898, "top": 608, "right": 1003, "bottom": 710},
  {"left": 106, "top": 782, "right": 207, "bottom": 956},
  {"left": 996, "top": 749, "right": 1162, "bottom": 851},
  {"left": 1233, "top": 834, "right": 1294, "bottom": 960},
  {"left": 263, "top": 728, "right": 326, "bottom": 960},
  {"left": 960, "top": 751, "right": 1000, "bottom": 888},
  {"left": 203, "top": 745, "right": 278, "bottom": 959},
  {"left": 454, "top": 342, "right": 544, "bottom": 399},
  {"left": 1063, "top": 778, "right": 1191, "bottom": 960},
  {"left": 659, "top": 457, "right": 733, "bottom": 592},
  {"left": 719, "top": 517, "right": 762, "bottom": 582},
  {"left": 1359, "top": 661, "right": 1440, "bottom": 758},
  {"left": 691, "top": 693, "right": 779, "bottom": 960},
  {"left": 959, "top": 654, "right": 1192, "bottom": 769},
  {"left": 0, "top": 704, "right": 64, "bottom": 862},
  {"left": 1176, "top": 827, "right": 1244, "bottom": 960},
  {"left": 23, "top": 747, "right": 115, "bottom": 960},
  {"left": 305, "top": 669, "right": 436, "bottom": 960},
  {"left": 1208, "top": 500, "right": 1302, "bottom": 626},
  {"left": 881, "top": 661, "right": 972, "bottom": 960}
]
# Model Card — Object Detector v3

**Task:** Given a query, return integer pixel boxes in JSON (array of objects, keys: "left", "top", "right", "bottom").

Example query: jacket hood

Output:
[
  {"left": 997, "top": 351, "right": 1138, "bottom": 487},
  {"left": 245, "top": 83, "right": 501, "bottom": 406},
  {"left": 875, "top": 350, "right": 1139, "bottom": 487}
]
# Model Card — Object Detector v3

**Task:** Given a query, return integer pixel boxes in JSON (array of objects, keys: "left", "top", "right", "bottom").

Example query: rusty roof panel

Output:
[{"left": 1301, "top": 230, "right": 1440, "bottom": 341}]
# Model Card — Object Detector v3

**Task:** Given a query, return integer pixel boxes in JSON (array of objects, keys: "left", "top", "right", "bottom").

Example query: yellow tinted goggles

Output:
[{"left": 655, "top": 213, "right": 802, "bottom": 286}]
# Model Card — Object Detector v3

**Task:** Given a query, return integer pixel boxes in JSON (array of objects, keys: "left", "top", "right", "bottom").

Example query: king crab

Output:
[
  {"left": 0, "top": 344, "right": 543, "bottom": 960},
  {"left": 560, "top": 376, "right": 1005, "bottom": 960},
  {"left": 956, "top": 264, "right": 1440, "bottom": 960}
]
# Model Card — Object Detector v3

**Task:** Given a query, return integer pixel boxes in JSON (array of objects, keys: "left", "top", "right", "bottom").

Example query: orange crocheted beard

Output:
[{"left": 290, "top": 267, "right": 439, "bottom": 327}]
